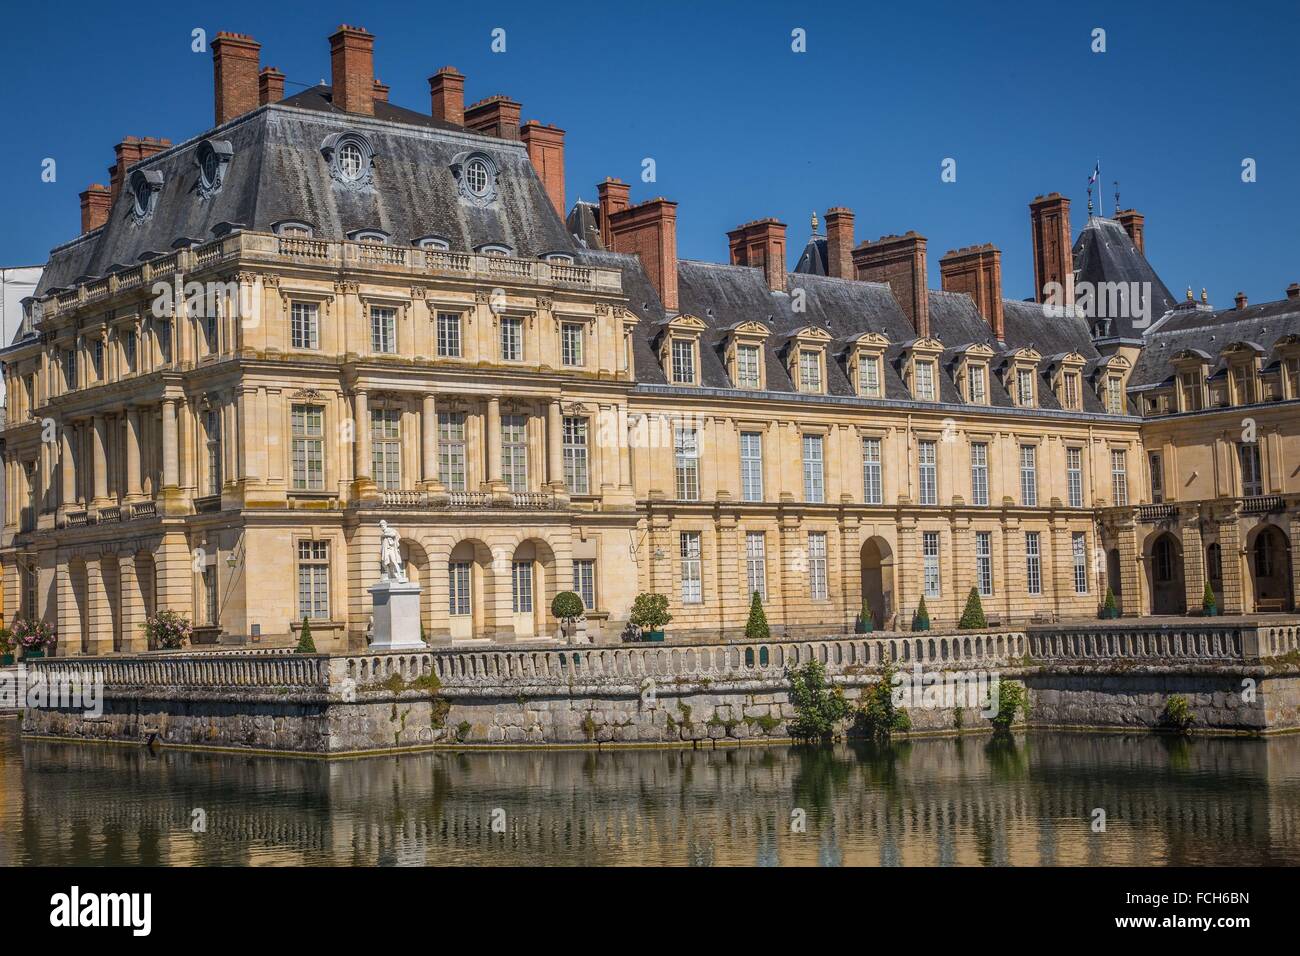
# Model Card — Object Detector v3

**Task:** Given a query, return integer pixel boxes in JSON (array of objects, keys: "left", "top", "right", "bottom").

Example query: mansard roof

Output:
[{"left": 1071, "top": 215, "right": 1178, "bottom": 340}]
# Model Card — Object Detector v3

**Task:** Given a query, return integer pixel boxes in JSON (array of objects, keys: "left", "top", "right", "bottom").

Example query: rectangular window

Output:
[
  {"left": 1148, "top": 452, "right": 1164, "bottom": 504},
  {"left": 674, "top": 426, "right": 700, "bottom": 500},
  {"left": 290, "top": 404, "right": 325, "bottom": 491},
  {"left": 203, "top": 565, "right": 218, "bottom": 626},
  {"left": 918, "top": 439, "right": 937, "bottom": 506},
  {"left": 968, "top": 364, "right": 986, "bottom": 404},
  {"left": 1017, "top": 369, "right": 1035, "bottom": 406},
  {"left": 561, "top": 322, "right": 584, "bottom": 367},
  {"left": 371, "top": 408, "right": 402, "bottom": 491},
  {"left": 500, "top": 317, "right": 523, "bottom": 362},
  {"left": 808, "top": 532, "right": 828, "bottom": 600},
  {"left": 671, "top": 339, "right": 695, "bottom": 384},
  {"left": 915, "top": 361, "right": 935, "bottom": 401},
  {"left": 1111, "top": 449, "right": 1129, "bottom": 505},
  {"left": 802, "top": 434, "right": 824, "bottom": 503},
  {"left": 1067, "top": 447, "right": 1084, "bottom": 508},
  {"left": 798, "top": 350, "right": 822, "bottom": 392},
  {"left": 436, "top": 312, "right": 462, "bottom": 358},
  {"left": 740, "top": 431, "right": 764, "bottom": 502},
  {"left": 1020, "top": 444, "right": 1038, "bottom": 507},
  {"left": 157, "top": 322, "right": 172, "bottom": 364},
  {"left": 976, "top": 530, "right": 993, "bottom": 596},
  {"left": 92, "top": 338, "right": 104, "bottom": 379},
  {"left": 438, "top": 411, "right": 467, "bottom": 493},
  {"left": 735, "top": 344, "right": 761, "bottom": 389},
  {"left": 205, "top": 408, "right": 222, "bottom": 497},
  {"left": 1180, "top": 371, "right": 1204, "bottom": 411},
  {"left": 1026, "top": 532, "right": 1042, "bottom": 595},
  {"left": 297, "top": 540, "right": 330, "bottom": 620},
  {"left": 511, "top": 561, "right": 534, "bottom": 613},
  {"left": 501, "top": 414, "right": 528, "bottom": 493},
  {"left": 970, "top": 442, "right": 989, "bottom": 507},
  {"left": 573, "top": 559, "right": 597, "bottom": 610},
  {"left": 1072, "top": 532, "right": 1088, "bottom": 594},
  {"left": 1287, "top": 358, "right": 1300, "bottom": 399},
  {"left": 291, "top": 301, "right": 319, "bottom": 350},
  {"left": 124, "top": 330, "right": 137, "bottom": 370},
  {"left": 745, "top": 532, "right": 767, "bottom": 601},
  {"left": 448, "top": 561, "right": 471, "bottom": 616},
  {"left": 859, "top": 354, "right": 881, "bottom": 397},
  {"left": 563, "top": 417, "right": 589, "bottom": 495},
  {"left": 64, "top": 349, "right": 77, "bottom": 389},
  {"left": 1106, "top": 375, "right": 1125, "bottom": 414},
  {"left": 680, "top": 532, "right": 702, "bottom": 604},
  {"left": 862, "top": 437, "right": 883, "bottom": 505},
  {"left": 1238, "top": 442, "right": 1262, "bottom": 496},
  {"left": 923, "top": 531, "right": 941, "bottom": 597},
  {"left": 370, "top": 306, "right": 396, "bottom": 354}
]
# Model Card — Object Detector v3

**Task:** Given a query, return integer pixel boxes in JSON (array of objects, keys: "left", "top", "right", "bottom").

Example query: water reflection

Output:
[{"left": 2, "top": 726, "right": 1298, "bottom": 866}]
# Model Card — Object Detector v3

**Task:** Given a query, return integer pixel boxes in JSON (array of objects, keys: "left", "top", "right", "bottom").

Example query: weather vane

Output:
[{"left": 1114, "top": 181, "right": 1121, "bottom": 216}]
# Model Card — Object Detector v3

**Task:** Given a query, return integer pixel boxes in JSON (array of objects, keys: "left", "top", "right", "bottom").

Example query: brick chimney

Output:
[
  {"left": 465, "top": 95, "right": 522, "bottom": 140},
  {"left": 212, "top": 32, "right": 261, "bottom": 125},
  {"left": 1116, "top": 208, "right": 1145, "bottom": 254},
  {"left": 372, "top": 78, "right": 390, "bottom": 103},
  {"left": 1029, "top": 193, "right": 1073, "bottom": 305},
  {"left": 727, "top": 219, "right": 788, "bottom": 293},
  {"left": 79, "top": 184, "right": 111, "bottom": 233},
  {"left": 824, "top": 207, "right": 854, "bottom": 279},
  {"left": 852, "top": 232, "right": 930, "bottom": 338},
  {"left": 940, "top": 244, "right": 1005, "bottom": 341},
  {"left": 608, "top": 198, "right": 678, "bottom": 311},
  {"left": 521, "top": 121, "right": 565, "bottom": 217},
  {"left": 596, "top": 178, "right": 631, "bottom": 249},
  {"left": 1287, "top": 282, "right": 1300, "bottom": 301},
  {"left": 108, "top": 137, "right": 171, "bottom": 203},
  {"left": 258, "top": 67, "right": 285, "bottom": 105},
  {"left": 428, "top": 67, "right": 465, "bottom": 125},
  {"left": 329, "top": 25, "right": 375, "bottom": 116}
]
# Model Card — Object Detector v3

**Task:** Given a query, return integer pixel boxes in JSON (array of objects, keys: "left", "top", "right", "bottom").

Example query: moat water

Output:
[{"left": 3, "top": 722, "right": 1299, "bottom": 866}]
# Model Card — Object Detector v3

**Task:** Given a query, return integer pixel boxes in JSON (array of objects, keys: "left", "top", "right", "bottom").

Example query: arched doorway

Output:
[
  {"left": 447, "top": 538, "right": 494, "bottom": 641},
  {"left": 1147, "top": 532, "right": 1186, "bottom": 615},
  {"left": 511, "top": 538, "right": 557, "bottom": 640},
  {"left": 1249, "top": 525, "right": 1293, "bottom": 612},
  {"left": 400, "top": 538, "right": 431, "bottom": 639},
  {"left": 860, "top": 537, "right": 895, "bottom": 630},
  {"left": 1205, "top": 542, "right": 1223, "bottom": 608},
  {"left": 1105, "top": 548, "right": 1123, "bottom": 610}
]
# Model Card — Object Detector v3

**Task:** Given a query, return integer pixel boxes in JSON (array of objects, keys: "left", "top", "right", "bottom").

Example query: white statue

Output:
[{"left": 379, "top": 520, "right": 407, "bottom": 583}]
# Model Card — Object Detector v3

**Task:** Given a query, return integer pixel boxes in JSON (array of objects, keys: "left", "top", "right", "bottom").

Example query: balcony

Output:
[
  {"left": 1241, "top": 495, "right": 1285, "bottom": 515},
  {"left": 376, "top": 490, "right": 562, "bottom": 511},
  {"left": 1136, "top": 504, "right": 1178, "bottom": 523},
  {"left": 56, "top": 500, "right": 158, "bottom": 529}
]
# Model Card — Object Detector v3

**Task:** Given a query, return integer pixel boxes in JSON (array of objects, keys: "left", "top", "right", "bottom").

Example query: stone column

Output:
[
  {"left": 55, "top": 563, "right": 80, "bottom": 656},
  {"left": 353, "top": 390, "right": 371, "bottom": 480},
  {"left": 161, "top": 399, "right": 179, "bottom": 488},
  {"left": 485, "top": 396, "right": 506, "bottom": 495},
  {"left": 85, "top": 558, "right": 112, "bottom": 656},
  {"left": 617, "top": 403, "right": 631, "bottom": 488},
  {"left": 421, "top": 393, "right": 439, "bottom": 487},
  {"left": 60, "top": 422, "right": 77, "bottom": 507},
  {"left": 125, "top": 407, "right": 143, "bottom": 500},
  {"left": 1181, "top": 517, "right": 1206, "bottom": 613},
  {"left": 118, "top": 552, "right": 147, "bottom": 652},
  {"left": 1290, "top": 511, "right": 1300, "bottom": 613},
  {"left": 1217, "top": 516, "right": 1245, "bottom": 614},
  {"left": 1115, "top": 521, "right": 1142, "bottom": 617},
  {"left": 548, "top": 399, "right": 565, "bottom": 490},
  {"left": 90, "top": 415, "right": 109, "bottom": 505}
]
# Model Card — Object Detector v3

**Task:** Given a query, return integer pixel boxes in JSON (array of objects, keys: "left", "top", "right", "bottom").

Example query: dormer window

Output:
[
  {"left": 129, "top": 169, "right": 164, "bottom": 221},
  {"left": 275, "top": 221, "right": 314, "bottom": 238},
  {"left": 321, "top": 131, "right": 376, "bottom": 188},
  {"left": 915, "top": 361, "right": 936, "bottom": 400},
  {"left": 736, "top": 344, "right": 761, "bottom": 388},
  {"left": 1286, "top": 357, "right": 1300, "bottom": 399},
  {"left": 725, "top": 320, "right": 769, "bottom": 390},
  {"left": 1016, "top": 369, "right": 1035, "bottom": 406},
  {"left": 451, "top": 151, "right": 499, "bottom": 207},
  {"left": 195, "top": 139, "right": 233, "bottom": 197},
  {"left": 349, "top": 229, "right": 389, "bottom": 244},
  {"left": 339, "top": 142, "right": 364, "bottom": 179},
  {"left": 1230, "top": 364, "right": 1256, "bottom": 405},
  {"left": 1105, "top": 374, "right": 1125, "bottom": 413},
  {"left": 1062, "top": 372, "right": 1079, "bottom": 409},
  {"left": 849, "top": 332, "right": 889, "bottom": 398},
  {"left": 660, "top": 315, "right": 706, "bottom": 386},
  {"left": 785, "top": 327, "right": 831, "bottom": 395},
  {"left": 797, "top": 349, "right": 823, "bottom": 393},
  {"left": 416, "top": 236, "right": 450, "bottom": 251},
  {"left": 477, "top": 243, "right": 512, "bottom": 257},
  {"left": 671, "top": 339, "right": 696, "bottom": 384},
  {"left": 968, "top": 364, "right": 987, "bottom": 403},
  {"left": 1180, "top": 370, "right": 1204, "bottom": 410},
  {"left": 464, "top": 158, "right": 491, "bottom": 196},
  {"left": 543, "top": 252, "right": 575, "bottom": 264},
  {"left": 859, "top": 354, "right": 881, "bottom": 397}
]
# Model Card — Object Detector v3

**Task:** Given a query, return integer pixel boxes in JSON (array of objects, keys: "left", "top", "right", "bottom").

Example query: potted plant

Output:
[
  {"left": 13, "top": 618, "right": 56, "bottom": 659},
  {"left": 144, "top": 610, "right": 192, "bottom": 650},
  {"left": 0, "top": 627, "right": 14, "bottom": 666},
  {"left": 550, "top": 591, "right": 585, "bottom": 643},
  {"left": 744, "top": 591, "right": 770, "bottom": 641},
  {"left": 1201, "top": 581, "right": 1218, "bottom": 617},
  {"left": 629, "top": 592, "right": 671, "bottom": 642},
  {"left": 958, "top": 587, "right": 987, "bottom": 629},
  {"left": 1100, "top": 585, "right": 1119, "bottom": 620},
  {"left": 854, "top": 598, "right": 874, "bottom": 634},
  {"left": 911, "top": 596, "right": 931, "bottom": 632}
]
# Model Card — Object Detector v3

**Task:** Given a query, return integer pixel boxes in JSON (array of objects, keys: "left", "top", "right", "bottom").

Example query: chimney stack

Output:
[
  {"left": 824, "top": 207, "right": 855, "bottom": 279},
  {"left": 1029, "top": 193, "right": 1073, "bottom": 306},
  {"left": 428, "top": 67, "right": 465, "bottom": 125},
  {"left": 1235, "top": 291, "right": 1248, "bottom": 311},
  {"left": 1116, "top": 208, "right": 1145, "bottom": 254},
  {"left": 940, "top": 244, "right": 1005, "bottom": 341},
  {"left": 108, "top": 137, "right": 171, "bottom": 203},
  {"left": 521, "top": 121, "right": 566, "bottom": 217},
  {"left": 465, "top": 95, "right": 522, "bottom": 140},
  {"left": 329, "top": 25, "right": 375, "bottom": 116},
  {"left": 79, "top": 184, "right": 111, "bottom": 233},
  {"left": 852, "top": 232, "right": 930, "bottom": 338},
  {"left": 727, "top": 219, "right": 788, "bottom": 293},
  {"left": 1287, "top": 283, "right": 1300, "bottom": 301},
  {"left": 372, "top": 78, "right": 390, "bottom": 103},
  {"left": 596, "top": 178, "right": 631, "bottom": 249},
  {"left": 212, "top": 32, "right": 261, "bottom": 125},
  {"left": 258, "top": 66, "right": 285, "bottom": 105},
  {"left": 607, "top": 198, "right": 678, "bottom": 312}
]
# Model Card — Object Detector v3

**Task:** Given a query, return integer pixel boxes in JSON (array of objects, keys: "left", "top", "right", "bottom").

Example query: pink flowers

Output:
[
  {"left": 145, "top": 610, "right": 192, "bottom": 649},
  {"left": 12, "top": 618, "right": 56, "bottom": 651}
]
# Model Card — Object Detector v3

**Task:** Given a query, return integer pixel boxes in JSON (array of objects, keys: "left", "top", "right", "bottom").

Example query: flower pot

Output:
[
  {"left": 645, "top": 630, "right": 665, "bottom": 643},
  {"left": 855, "top": 616, "right": 874, "bottom": 634},
  {"left": 0, "top": 654, "right": 13, "bottom": 666},
  {"left": 24, "top": 649, "right": 44, "bottom": 659},
  {"left": 1203, "top": 605, "right": 1218, "bottom": 617}
]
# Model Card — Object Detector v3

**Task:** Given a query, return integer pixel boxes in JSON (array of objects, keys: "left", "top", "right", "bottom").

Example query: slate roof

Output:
[
  {"left": 1071, "top": 216, "right": 1178, "bottom": 339},
  {"left": 1130, "top": 297, "right": 1300, "bottom": 388},
  {"left": 566, "top": 200, "right": 604, "bottom": 250}
]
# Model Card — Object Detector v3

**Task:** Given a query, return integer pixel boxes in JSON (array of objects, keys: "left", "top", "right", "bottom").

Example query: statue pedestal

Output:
[{"left": 367, "top": 579, "right": 427, "bottom": 651}]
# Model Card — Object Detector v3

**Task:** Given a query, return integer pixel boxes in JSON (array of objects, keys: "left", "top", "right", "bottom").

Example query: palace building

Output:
[{"left": 2, "top": 26, "right": 1297, "bottom": 655}]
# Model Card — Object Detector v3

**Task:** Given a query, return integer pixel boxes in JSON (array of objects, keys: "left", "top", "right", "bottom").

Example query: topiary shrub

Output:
[
  {"left": 629, "top": 592, "right": 672, "bottom": 637},
  {"left": 911, "top": 596, "right": 931, "bottom": 632},
  {"left": 958, "top": 587, "right": 987, "bottom": 629},
  {"left": 1101, "top": 585, "right": 1119, "bottom": 619},
  {"left": 1201, "top": 581, "right": 1218, "bottom": 617},
  {"left": 551, "top": 591, "right": 585, "bottom": 639},
  {"left": 295, "top": 616, "right": 316, "bottom": 653},
  {"left": 855, "top": 598, "right": 874, "bottom": 633},
  {"left": 744, "top": 591, "right": 770, "bottom": 640}
]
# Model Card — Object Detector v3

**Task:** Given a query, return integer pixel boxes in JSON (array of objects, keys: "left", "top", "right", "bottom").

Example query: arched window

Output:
[{"left": 1206, "top": 543, "right": 1222, "bottom": 582}]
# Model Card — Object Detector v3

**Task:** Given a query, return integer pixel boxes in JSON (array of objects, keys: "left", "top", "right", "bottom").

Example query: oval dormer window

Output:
[
  {"left": 338, "top": 142, "right": 364, "bottom": 181},
  {"left": 321, "top": 132, "right": 376, "bottom": 189},
  {"left": 195, "top": 139, "right": 233, "bottom": 197},
  {"left": 129, "top": 169, "right": 164, "bottom": 221},
  {"left": 451, "top": 151, "right": 498, "bottom": 207},
  {"left": 464, "top": 158, "right": 491, "bottom": 197}
]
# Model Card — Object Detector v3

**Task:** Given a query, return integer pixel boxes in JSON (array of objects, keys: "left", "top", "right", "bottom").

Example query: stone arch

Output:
[
  {"left": 400, "top": 537, "right": 433, "bottom": 638},
  {"left": 860, "top": 536, "right": 895, "bottom": 630},
  {"left": 1205, "top": 541, "right": 1223, "bottom": 607},
  {"left": 511, "top": 537, "right": 558, "bottom": 640},
  {"left": 447, "top": 537, "right": 495, "bottom": 641},
  {"left": 1246, "top": 523, "right": 1293, "bottom": 612},
  {"left": 1145, "top": 531, "right": 1186, "bottom": 615},
  {"left": 1105, "top": 548, "right": 1123, "bottom": 608}
]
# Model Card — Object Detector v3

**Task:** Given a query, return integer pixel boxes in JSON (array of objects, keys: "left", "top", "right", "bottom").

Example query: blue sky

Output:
[{"left": 1, "top": 0, "right": 1297, "bottom": 304}]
